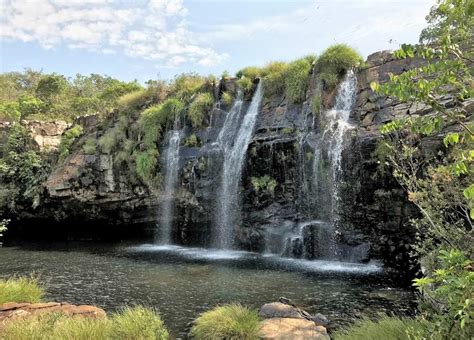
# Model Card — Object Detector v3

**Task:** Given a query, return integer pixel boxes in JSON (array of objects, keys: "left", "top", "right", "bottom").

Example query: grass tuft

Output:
[
  {"left": 111, "top": 306, "right": 169, "bottom": 340},
  {"left": 0, "top": 276, "right": 44, "bottom": 304},
  {"left": 190, "top": 304, "right": 261, "bottom": 340},
  {"left": 332, "top": 316, "right": 427, "bottom": 340},
  {"left": 188, "top": 92, "right": 214, "bottom": 128},
  {"left": 285, "top": 57, "right": 313, "bottom": 103}
]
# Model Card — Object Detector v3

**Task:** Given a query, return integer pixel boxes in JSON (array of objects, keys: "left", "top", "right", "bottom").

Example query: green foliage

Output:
[
  {"left": 58, "top": 125, "right": 83, "bottom": 161},
  {"left": 82, "top": 138, "right": 96, "bottom": 155},
  {"left": 0, "top": 276, "right": 44, "bottom": 304},
  {"left": 188, "top": 92, "right": 214, "bottom": 128},
  {"left": 315, "top": 44, "right": 362, "bottom": 89},
  {"left": 190, "top": 304, "right": 261, "bottom": 340},
  {"left": 0, "top": 101, "right": 20, "bottom": 122},
  {"left": 111, "top": 306, "right": 169, "bottom": 339},
  {"left": 261, "top": 61, "right": 288, "bottom": 98},
  {"left": 0, "top": 305, "right": 169, "bottom": 340},
  {"left": 236, "top": 66, "right": 262, "bottom": 80},
  {"left": 18, "top": 95, "right": 45, "bottom": 117},
  {"left": 251, "top": 175, "right": 277, "bottom": 196},
  {"left": 221, "top": 91, "right": 234, "bottom": 106},
  {"left": 171, "top": 73, "right": 206, "bottom": 102},
  {"left": 183, "top": 134, "right": 201, "bottom": 147},
  {"left": 281, "top": 127, "right": 294, "bottom": 135},
  {"left": 35, "top": 74, "right": 67, "bottom": 102},
  {"left": 237, "top": 77, "right": 253, "bottom": 93},
  {"left": 135, "top": 148, "right": 159, "bottom": 185},
  {"left": 333, "top": 316, "right": 427, "bottom": 340},
  {"left": 98, "top": 129, "right": 121, "bottom": 154},
  {"left": 117, "top": 89, "right": 149, "bottom": 111},
  {"left": 0, "top": 125, "right": 49, "bottom": 203},
  {"left": 285, "top": 57, "right": 313, "bottom": 103},
  {"left": 413, "top": 249, "right": 473, "bottom": 338},
  {"left": 311, "top": 94, "right": 321, "bottom": 115}
]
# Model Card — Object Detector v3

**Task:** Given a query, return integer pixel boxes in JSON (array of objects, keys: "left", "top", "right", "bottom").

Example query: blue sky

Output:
[{"left": 0, "top": 0, "right": 435, "bottom": 83}]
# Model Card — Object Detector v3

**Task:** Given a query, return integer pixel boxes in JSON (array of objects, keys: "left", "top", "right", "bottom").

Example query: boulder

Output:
[
  {"left": 260, "top": 318, "right": 330, "bottom": 339},
  {"left": 0, "top": 302, "right": 106, "bottom": 324},
  {"left": 259, "top": 302, "right": 305, "bottom": 319}
]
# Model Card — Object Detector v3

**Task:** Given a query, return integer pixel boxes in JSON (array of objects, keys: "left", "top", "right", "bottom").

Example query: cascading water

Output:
[
  {"left": 285, "top": 70, "right": 357, "bottom": 259},
  {"left": 156, "top": 129, "right": 181, "bottom": 244},
  {"left": 215, "top": 82, "right": 263, "bottom": 249}
]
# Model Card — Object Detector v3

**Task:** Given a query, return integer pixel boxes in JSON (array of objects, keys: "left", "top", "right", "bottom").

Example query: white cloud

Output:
[{"left": 0, "top": 0, "right": 227, "bottom": 68}]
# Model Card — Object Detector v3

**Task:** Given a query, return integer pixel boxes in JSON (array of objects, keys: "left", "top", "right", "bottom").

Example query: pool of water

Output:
[{"left": 0, "top": 242, "right": 416, "bottom": 338}]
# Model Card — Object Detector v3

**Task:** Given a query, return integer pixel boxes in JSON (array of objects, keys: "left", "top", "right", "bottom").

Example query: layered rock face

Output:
[{"left": 4, "top": 50, "right": 439, "bottom": 271}]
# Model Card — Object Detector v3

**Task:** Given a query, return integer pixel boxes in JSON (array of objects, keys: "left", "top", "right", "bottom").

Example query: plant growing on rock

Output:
[
  {"left": 237, "top": 77, "right": 253, "bottom": 94},
  {"left": 183, "top": 134, "right": 201, "bottom": 147},
  {"left": 58, "top": 125, "right": 83, "bottom": 161},
  {"left": 190, "top": 304, "right": 261, "bottom": 340},
  {"left": 315, "top": 44, "right": 362, "bottom": 89},
  {"left": 188, "top": 92, "right": 214, "bottom": 128},
  {"left": 285, "top": 57, "right": 313, "bottom": 103},
  {"left": 251, "top": 175, "right": 278, "bottom": 197},
  {"left": 261, "top": 61, "right": 288, "bottom": 98},
  {"left": 82, "top": 137, "right": 96, "bottom": 155},
  {"left": 221, "top": 91, "right": 234, "bottom": 106}
]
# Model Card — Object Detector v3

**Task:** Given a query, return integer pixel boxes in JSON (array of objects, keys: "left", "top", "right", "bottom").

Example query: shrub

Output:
[
  {"left": 135, "top": 148, "right": 159, "bottom": 184},
  {"left": 262, "top": 61, "right": 288, "bottom": 98},
  {"left": 237, "top": 77, "right": 253, "bottom": 93},
  {"left": 98, "top": 129, "right": 122, "bottom": 154},
  {"left": 82, "top": 138, "right": 96, "bottom": 154},
  {"left": 190, "top": 304, "right": 261, "bottom": 340},
  {"left": 111, "top": 306, "right": 169, "bottom": 339},
  {"left": 251, "top": 175, "right": 277, "bottom": 196},
  {"left": 315, "top": 44, "right": 362, "bottom": 89},
  {"left": 171, "top": 73, "right": 206, "bottom": 102},
  {"left": 0, "top": 101, "right": 21, "bottom": 122},
  {"left": 58, "top": 125, "right": 83, "bottom": 161},
  {"left": 184, "top": 134, "right": 201, "bottom": 147},
  {"left": 117, "top": 89, "right": 149, "bottom": 111},
  {"left": 188, "top": 92, "right": 214, "bottom": 128},
  {"left": 332, "top": 316, "right": 427, "bottom": 340},
  {"left": 311, "top": 94, "right": 321, "bottom": 115},
  {"left": 236, "top": 66, "right": 262, "bottom": 80},
  {"left": 18, "top": 95, "right": 45, "bottom": 117},
  {"left": 221, "top": 91, "right": 234, "bottom": 106},
  {"left": 1, "top": 305, "right": 169, "bottom": 340},
  {"left": 0, "top": 276, "right": 44, "bottom": 304},
  {"left": 285, "top": 58, "right": 313, "bottom": 103}
]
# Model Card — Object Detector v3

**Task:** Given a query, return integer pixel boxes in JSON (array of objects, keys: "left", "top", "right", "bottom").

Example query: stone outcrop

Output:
[
  {"left": 0, "top": 302, "right": 106, "bottom": 324},
  {"left": 24, "top": 120, "right": 70, "bottom": 151},
  {"left": 3, "top": 50, "right": 458, "bottom": 273},
  {"left": 258, "top": 300, "right": 329, "bottom": 339}
]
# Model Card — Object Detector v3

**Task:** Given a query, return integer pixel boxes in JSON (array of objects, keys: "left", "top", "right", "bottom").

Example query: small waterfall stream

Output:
[
  {"left": 156, "top": 129, "right": 181, "bottom": 244},
  {"left": 285, "top": 70, "right": 357, "bottom": 259},
  {"left": 215, "top": 82, "right": 263, "bottom": 249}
]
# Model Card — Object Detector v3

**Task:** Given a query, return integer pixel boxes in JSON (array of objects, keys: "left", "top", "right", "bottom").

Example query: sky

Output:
[{"left": 0, "top": 0, "right": 436, "bottom": 83}]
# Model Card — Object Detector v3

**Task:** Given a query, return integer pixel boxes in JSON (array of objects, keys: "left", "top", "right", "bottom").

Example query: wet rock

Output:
[{"left": 259, "top": 302, "right": 305, "bottom": 319}]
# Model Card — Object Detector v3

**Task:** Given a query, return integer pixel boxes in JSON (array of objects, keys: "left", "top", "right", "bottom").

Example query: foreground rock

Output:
[
  {"left": 259, "top": 300, "right": 330, "bottom": 339},
  {"left": 0, "top": 302, "right": 106, "bottom": 324}
]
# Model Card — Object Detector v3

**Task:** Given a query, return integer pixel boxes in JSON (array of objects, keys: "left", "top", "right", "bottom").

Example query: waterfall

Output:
[
  {"left": 156, "top": 129, "right": 181, "bottom": 244},
  {"left": 215, "top": 82, "right": 263, "bottom": 249},
  {"left": 286, "top": 70, "right": 357, "bottom": 259}
]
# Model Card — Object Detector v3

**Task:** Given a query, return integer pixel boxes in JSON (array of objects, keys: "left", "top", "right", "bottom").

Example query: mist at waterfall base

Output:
[{"left": 0, "top": 243, "right": 416, "bottom": 337}]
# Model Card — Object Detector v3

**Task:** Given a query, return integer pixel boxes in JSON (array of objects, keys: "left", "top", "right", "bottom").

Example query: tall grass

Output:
[
  {"left": 190, "top": 304, "right": 261, "bottom": 340},
  {"left": 332, "top": 316, "right": 427, "bottom": 340},
  {"left": 188, "top": 92, "right": 214, "bottom": 128},
  {"left": 0, "top": 276, "right": 44, "bottom": 304},
  {"left": 285, "top": 57, "right": 313, "bottom": 103},
  {"left": 315, "top": 44, "right": 362, "bottom": 89},
  {"left": 0, "top": 306, "right": 169, "bottom": 340}
]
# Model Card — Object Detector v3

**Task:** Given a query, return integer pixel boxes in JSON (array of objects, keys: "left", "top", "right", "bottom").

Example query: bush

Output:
[
  {"left": 188, "top": 93, "right": 214, "bottom": 128},
  {"left": 262, "top": 61, "right": 288, "bottom": 98},
  {"left": 236, "top": 66, "right": 262, "bottom": 80},
  {"left": 0, "top": 276, "right": 44, "bottom": 304},
  {"left": 117, "top": 89, "right": 149, "bottom": 111},
  {"left": 251, "top": 175, "right": 277, "bottom": 196},
  {"left": 111, "top": 306, "right": 169, "bottom": 339},
  {"left": 98, "top": 129, "right": 122, "bottom": 154},
  {"left": 311, "top": 94, "right": 321, "bottom": 115},
  {"left": 135, "top": 148, "right": 159, "bottom": 184},
  {"left": 171, "top": 73, "right": 206, "bottom": 102},
  {"left": 237, "top": 77, "right": 253, "bottom": 94},
  {"left": 184, "top": 134, "right": 201, "bottom": 147},
  {"left": 82, "top": 138, "right": 96, "bottom": 154},
  {"left": 18, "top": 95, "right": 45, "bottom": 117},
  {"left": 0, "top": 101, "right": 21, "bottom": 122},
  {"left": 332, "top": 316, "right": 427, "bottom": 340},
  {"left": 190, "top": 304, "right": 261, "bottom": 340},
  {"left": 58, "top": 125, "right": 83, "bottom": 161},
  {"left": 1, "top": 306, "right": 169, "bottom": 340},
  {"left": 315, "top": 44, "right": 362, "bottom": 89},
  {"left": 221, "top": 91, "right": 234, "bottom": 106},
  {"left": 285, "top": 58, "right": 313, "bottom": 103}
]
